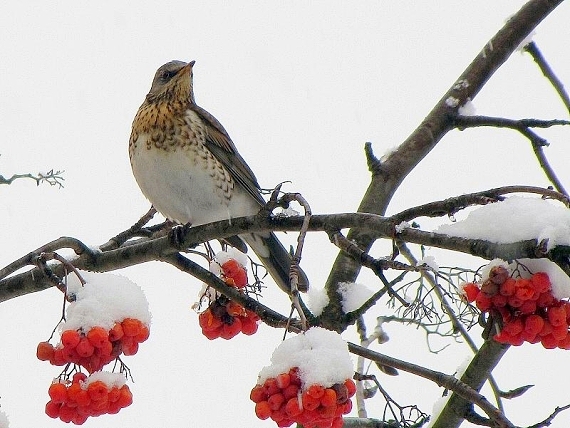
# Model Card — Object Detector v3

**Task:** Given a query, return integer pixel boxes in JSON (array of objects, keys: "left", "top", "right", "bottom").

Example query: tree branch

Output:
[
  {"left": 347, "top": 342, "right": 515, "bottom": 428},
  {"left": 3, "top": 206, "right": 570, "bottom": 303},
  {"left": 323, "top": 0, "right": 565, "bottom": 296}
]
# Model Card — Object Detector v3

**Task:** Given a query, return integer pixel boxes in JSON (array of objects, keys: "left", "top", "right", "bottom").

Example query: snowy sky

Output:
[{"left": 1, "top": 1, "right": 570, "bottom": 427}]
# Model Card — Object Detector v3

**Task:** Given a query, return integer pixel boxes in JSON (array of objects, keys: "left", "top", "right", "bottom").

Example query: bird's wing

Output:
[{"left": 192, "top": 105, "right": 266, "bottom": 206}]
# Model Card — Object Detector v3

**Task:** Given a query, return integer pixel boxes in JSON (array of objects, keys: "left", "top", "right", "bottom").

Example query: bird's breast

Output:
[{"left": 129, "top": 106, "right": 247, "bottom": 225}]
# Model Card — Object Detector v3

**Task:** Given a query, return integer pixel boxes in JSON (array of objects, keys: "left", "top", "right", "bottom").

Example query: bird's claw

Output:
[{"left": 169, "top": 222, "right": 193, "bottom": 249}]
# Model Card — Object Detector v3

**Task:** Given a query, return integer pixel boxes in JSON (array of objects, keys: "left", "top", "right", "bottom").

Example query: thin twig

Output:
[
  {"left": 99, "top": 206, "right": 158, "bottom": 251},
  {"left": 0, "top": 169, "right": 65, "bottom": 187},
  {"left": 397, "top": 241, "right": 504, "bottom": 412},
  {"left": 525, "top": 41, "right": 570, "bottom": 113}
]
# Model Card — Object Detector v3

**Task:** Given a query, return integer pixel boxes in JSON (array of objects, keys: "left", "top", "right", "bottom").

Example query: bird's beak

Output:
[{"left": 180, "top": 60, "right": 195, "bottom": 76}]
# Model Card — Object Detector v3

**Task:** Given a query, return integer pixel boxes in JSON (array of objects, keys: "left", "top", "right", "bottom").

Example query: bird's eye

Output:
[{"left": 160, "top": 70, "right": 176, "bottom": 82}]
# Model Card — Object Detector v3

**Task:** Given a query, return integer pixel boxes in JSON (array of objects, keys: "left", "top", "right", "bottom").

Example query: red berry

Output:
[
  {"left": 51, "top": 347, "right": 66, "bottom": 366},
  {"left": 558, "top": 333, "right": 570, "bottom": 349},
  {"left": 539, "top": 320, "right": 554, "bottom": 337},
  {"left": 514, "top": 279, "right": 534, "bottom": 301},
  {"left": 240, "top": 316, "right": 259, "bottom": 335},
  {"left": 519, "top": 300, "right": 537, "bottom": 315},
  {"left": 321, "top": 388, "right": 337, "bottom": 407},
  {"left": 122, "top": 318, "right": 143, "bottom": 337},
  {"left": 489, "top": 266, "right": 509, "bottom": 284},
  {"left": 76, "top": 337, "right": 95, "bottom": 358},
  {"left": 58, "top": 404, "right": 75, "bottom": 423},
  {"left": 524, "top": 314, "right": 544, "bottom": 336},
  {"left": 332, "top": 383, "right": 348, "bottom": 404},
  {"left": 344, "top": 379, "right": 357, "bottom": 398},
  {"left": 284, "top": 397, "right": 303, "bottom": 418},
  {"left": 117, "top": 386, "right": 133, "bottom": 408},
  {"left": 250, "top": 385, "right": 267, "bottom": 403},
  {"left": 231, "top": 268, "right": 248, "bottom": 288},
  {"left": 500, "top": 278, "right": 516, "bottom": 296},
  {"left": 552, "top": 323, "right": 568, "bottom": 340},
  {"left": 37, "top": 341, "right": 55, "bottom": 361},
  {"left": 198, "top": 309, "right": 223, "bottom": 332},
  {"left": 302, "top": 390, "right": 321, "bottom": 410},
  {"left": 270, "top": 406, "right": 287, "bottom": 422},
  {"left": 507, "top": 295, "right": 524, "bottom": 308},
  {"left": 307, "top": 384, "right": 325, "bottom": 399},
  {"left": 220, "top": 318, "right": 242, "bottom": 340},
  {"left": 109, "top": 323, "right": 124, "bottom": 341},
  {"left": 72, "top": 413, "right": 88, "bottom": 425},
  {"left": 563, "top": 301, "right": 570, "bottom": 322},
  {"left": 519, "top": 328, "right": 537, "bottom": 343},
  {"left": 122, "top": 340, "right": 139, "bottom": 356},
  {"left": 509, "top": 333, "right": 525, "bottom": 346},
  {"left": 75, "top": 390, "right": 91, "bottom": 407},
  {"left": 537, "top": 292, "right": 555, "bottom": 308},
  {"left": 289, "top": 368, "right": 301, "bottom": 386},
  {"left": 61, "top": 330, "right": 81, "bottom": 349},
  {"left": 88, "top": 380, "right": 108, "bottom": 401},
  {"left": 491, "top": 294, "right": 507, "bottom": 308},
  {"left": 268, "top": 393, "right": 286, "bottom": 411},
  {"left": 108, "top": 386, "right": 121, "bottom": 403},
  {"left": 87, "top": 326, "right": 110, "bottom": 348},
  {"left": 45, "top": 400, "right": 61, "bottom": 419},
  {"left": 502, "top": 318, "right": 523, "bottom": 336},
  {"left": 48, "top": 382, "right": 68, "bottom": 403},
  {"left": 276, "top": 373, "right": 291, "bottom": 389},
  {"left": 541, "top": 334, "right": 559, "bottom": 349},
  {"left": 73, "top": 372, "right": 87, "bottom": 384},
  {"left": 220, "top": 258, "right": 249, "bottom": 288},
  {"left": 135, "top": 324, "right": 150, "bottom": 343},
  {"left": 282, "top": 384, "right": 299, "bottom": 400},
  {"left": 531, "top": 272, "right": 551, "bottom": 293},
  {"left": 264, "top": 378, "right": 280, "bottom": 396},
  {"left": 221, "top": 259, "right": 240, "bottom": 274},
  {"left": 548, "top": 306, "right": 567, "bottom": 327},
  {"left": 226, "top": 301, "right": 245, "bottom": 317},
  {"left": 255, "top": 401, "right": 272, "bottom": 420},
  {"left": 475, "top": 293, "right": 492, "bottom": 311},
  {"left": 201, "top": 326, "right": 222, "bottom": 340},
  {"left": 480, "top": 280, "right": 498, "bottom": 296}
]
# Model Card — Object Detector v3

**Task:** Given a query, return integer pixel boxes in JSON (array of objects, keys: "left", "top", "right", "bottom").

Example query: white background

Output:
[{"left": 1, "top": 1, "right": 570, "bottom": 427}]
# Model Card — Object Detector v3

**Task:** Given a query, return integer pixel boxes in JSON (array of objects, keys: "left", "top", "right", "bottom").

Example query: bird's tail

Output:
[{"left": 243, "top": 232, "right": 309, "bottom": 293}]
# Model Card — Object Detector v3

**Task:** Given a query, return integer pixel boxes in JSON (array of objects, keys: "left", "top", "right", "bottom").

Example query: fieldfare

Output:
[{"left": 129, "top": 60, "right": 308, "bottom": 293}]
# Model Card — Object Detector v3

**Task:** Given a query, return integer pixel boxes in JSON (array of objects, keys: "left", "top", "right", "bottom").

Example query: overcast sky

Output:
[{"left": 1, "top": 2, "right": 570, "bottom": 427}]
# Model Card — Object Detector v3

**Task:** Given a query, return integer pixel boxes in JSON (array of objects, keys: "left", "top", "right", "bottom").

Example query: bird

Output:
[{"left": 129, "top": 60, "right": 308, "bottom": 293}]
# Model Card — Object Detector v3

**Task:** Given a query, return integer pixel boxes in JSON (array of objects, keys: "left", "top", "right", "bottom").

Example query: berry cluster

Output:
[
  {"left": 45, "top": 373, "right": 132, "bottom": 425},
  {"left": 199, "top": 297, "right": 260, "bottom": 339},
  {"left": 250, "top": 367, "right": 355, "bottom": 428},
  {"left": 198, "top": 258, "right": 260, "bottom": 340},
  {"left": 37, "top": 318, "right": 150, "bottom": 373},
  {"left": 463, "top": 267, "right": 570, "bottom": 348}
]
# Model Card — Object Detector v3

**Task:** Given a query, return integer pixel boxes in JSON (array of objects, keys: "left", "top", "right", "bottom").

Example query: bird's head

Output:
[{"left": 146, "top": 60, "right": 196, "bottom": 104}]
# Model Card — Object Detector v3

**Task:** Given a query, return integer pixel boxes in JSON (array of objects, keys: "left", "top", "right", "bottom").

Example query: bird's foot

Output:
[{"left": 169, "top": 222, "right": 193, "bottom": 250}]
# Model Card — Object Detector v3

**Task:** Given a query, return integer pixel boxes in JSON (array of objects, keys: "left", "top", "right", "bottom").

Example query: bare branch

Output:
[
  {"left": 325, "top": 0, "right": 565, "bottom": 294},
  {"left": 524, "top": 41, "right": 570, "bottom": 113},
  {"left": 4, "top": 205, "right": 570, "bottom": 303},
  {"left": 0, "top": 169, "right": 65, "bottom": 187},
  {"left": 347, "top": 342, "right": 515, "bottom": 428}
]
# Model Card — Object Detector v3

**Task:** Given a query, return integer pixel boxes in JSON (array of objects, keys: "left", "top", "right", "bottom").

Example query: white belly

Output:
[{"left": 131, "top": 140, "right": 260, "bottom": 226}]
